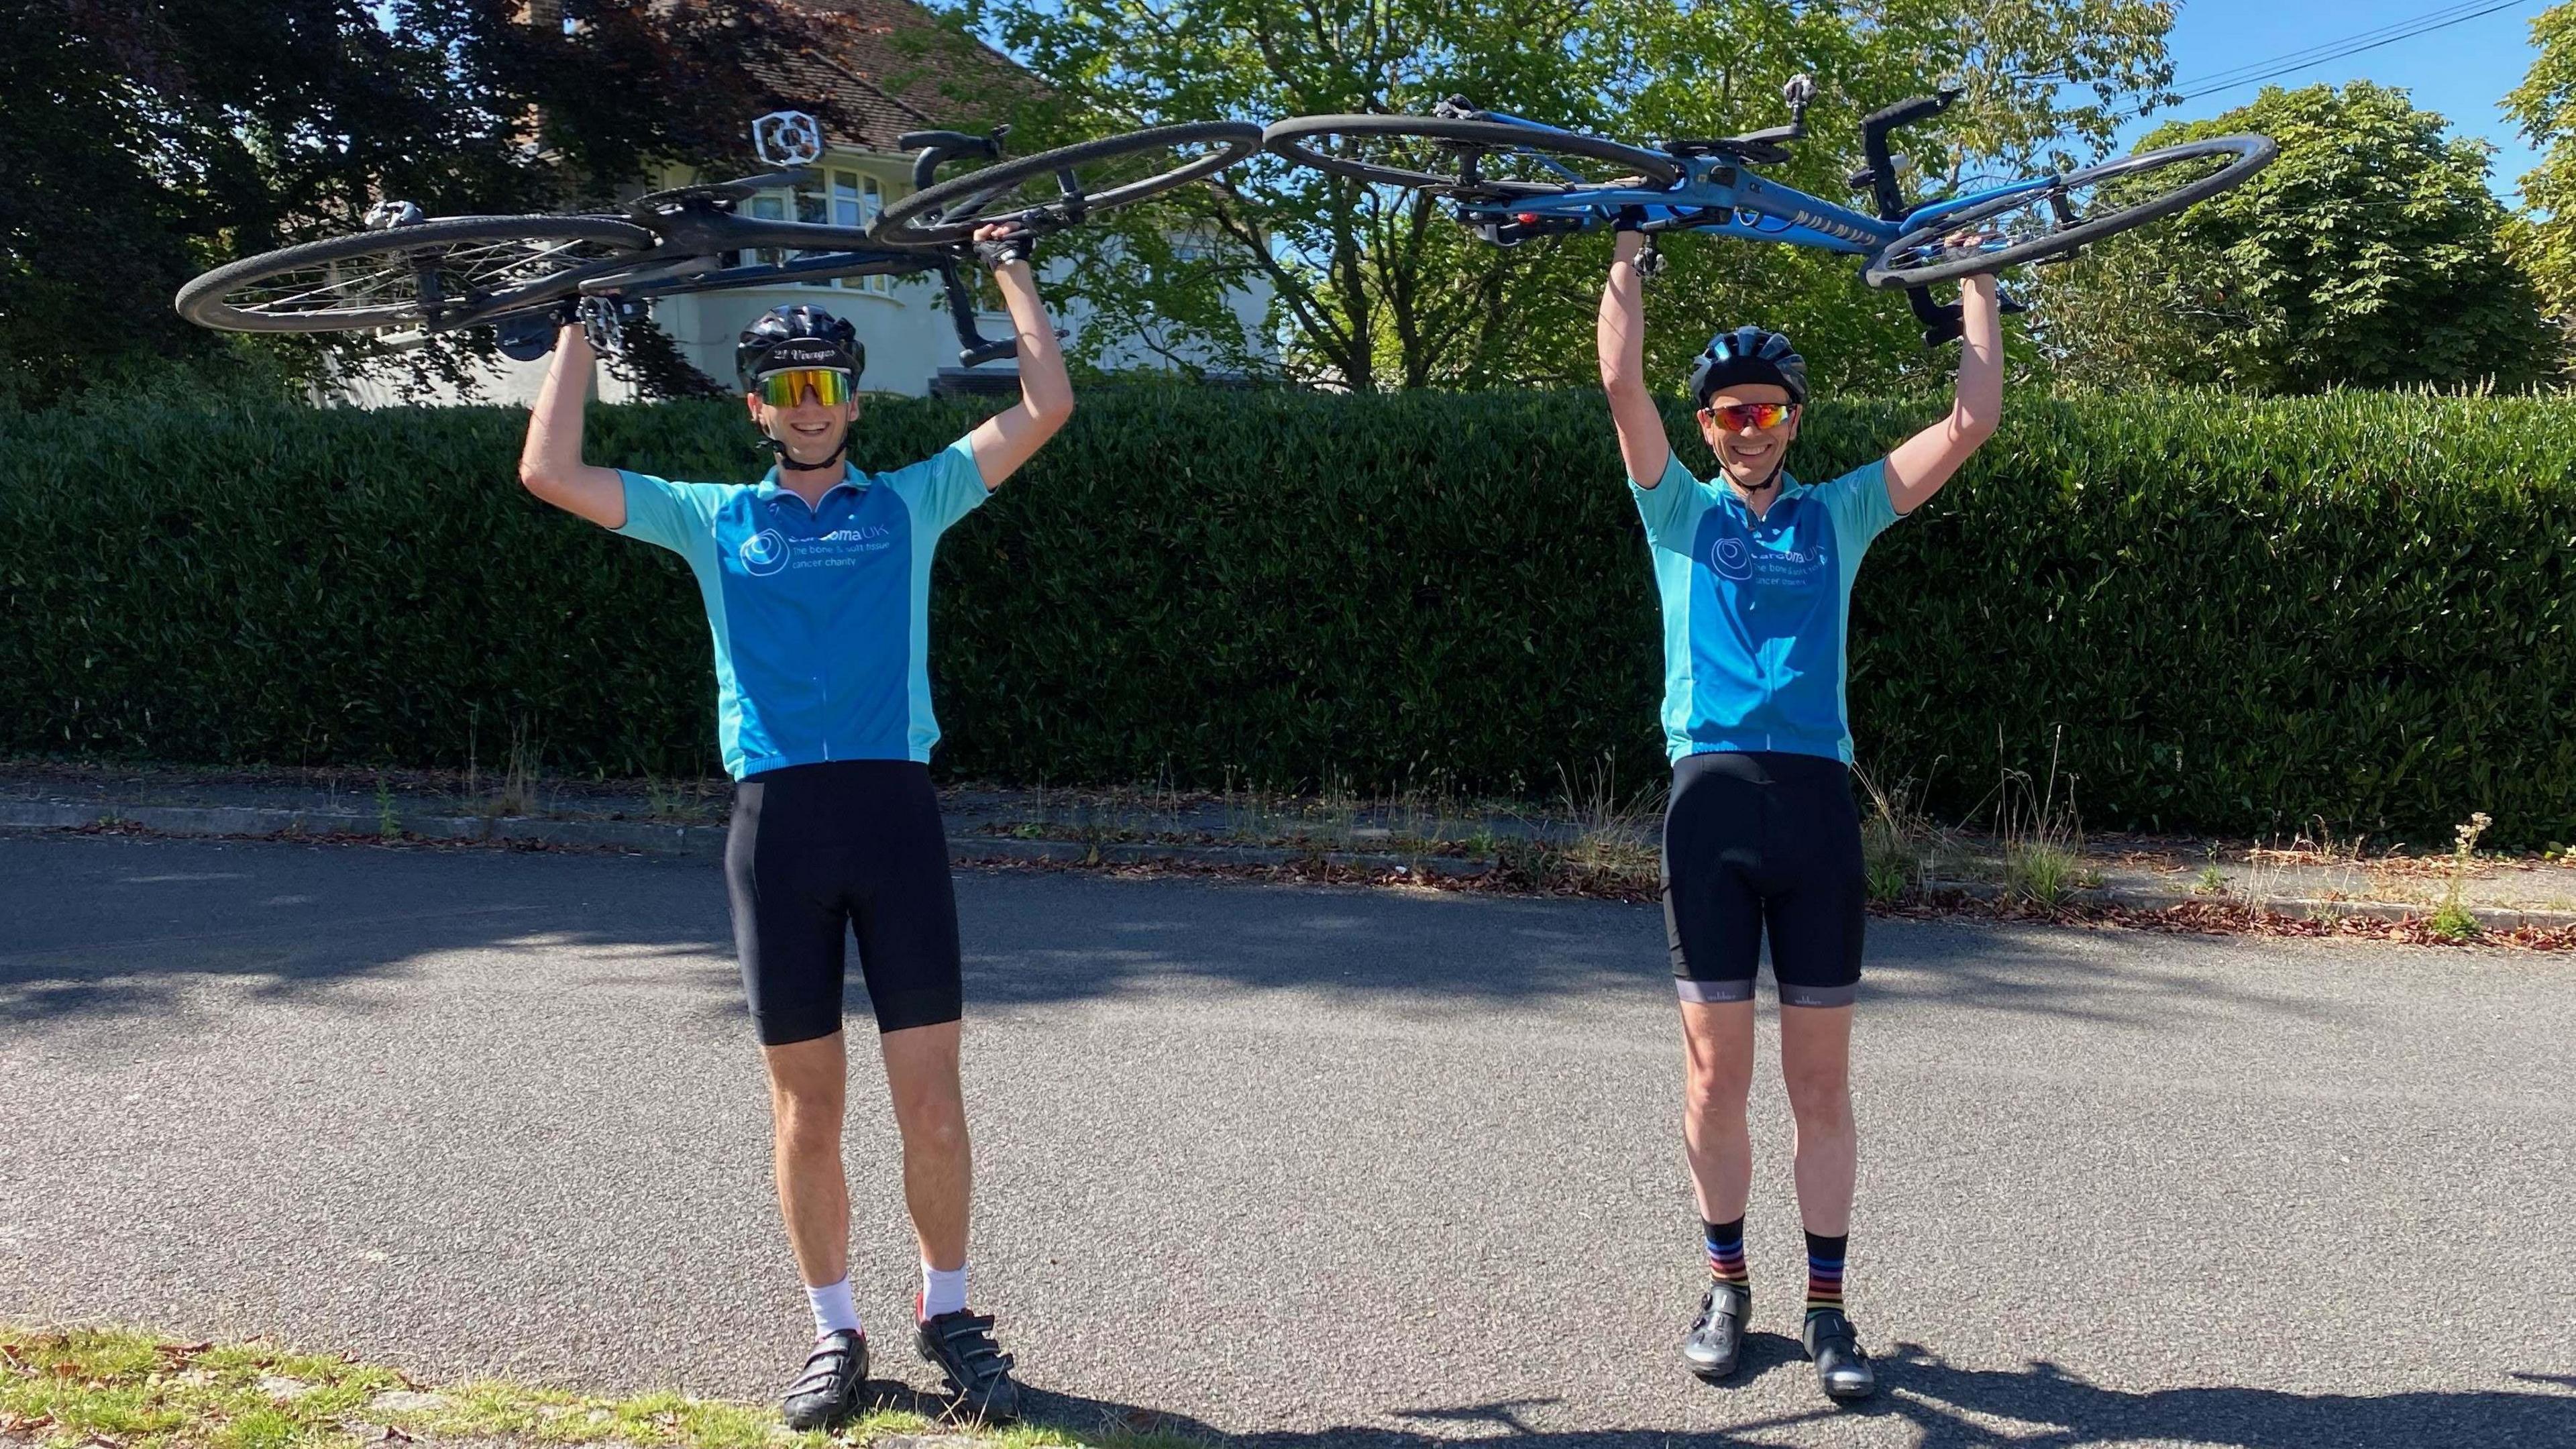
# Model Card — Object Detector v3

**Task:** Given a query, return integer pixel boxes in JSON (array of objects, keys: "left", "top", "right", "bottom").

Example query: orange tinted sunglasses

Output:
[{"left": 1705, "top": 402, "right": 1795, "bottom": 430}]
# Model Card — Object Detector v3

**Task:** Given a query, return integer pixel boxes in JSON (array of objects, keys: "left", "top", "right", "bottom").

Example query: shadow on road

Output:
[
  {"left": 0, "top": 835, "right": 2340, "bottom": 1043},
  {"left": 1012, "top": 1347, "right": 2576, "bottom": 1447}
]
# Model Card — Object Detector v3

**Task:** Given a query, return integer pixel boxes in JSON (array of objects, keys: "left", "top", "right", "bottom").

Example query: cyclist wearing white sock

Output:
[{"left": 517, "top": 223, "right": 1063, "bottom": 1427}]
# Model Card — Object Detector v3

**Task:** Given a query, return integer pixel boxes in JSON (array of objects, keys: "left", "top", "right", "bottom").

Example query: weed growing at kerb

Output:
[{"left": 2430, "top": 812, "right": 2492, "bottom": 941}]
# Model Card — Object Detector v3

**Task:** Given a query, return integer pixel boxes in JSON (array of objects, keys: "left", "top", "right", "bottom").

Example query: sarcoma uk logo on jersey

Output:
[
  {"left": 1709, "top": 534, "right": 1754, "bottom": 581},
  {"left": 739, "top": 528, "right": 790, "bottom": 576}
]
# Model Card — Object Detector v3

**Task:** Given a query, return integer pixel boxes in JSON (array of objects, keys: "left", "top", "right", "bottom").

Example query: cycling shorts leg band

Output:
[{"left": 1664, "top": 750, "right": 1866, "bottom": 1008}]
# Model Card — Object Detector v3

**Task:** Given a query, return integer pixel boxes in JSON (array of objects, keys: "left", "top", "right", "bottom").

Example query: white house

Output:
[{"left": 366, "top": 0, "right": 1269, "bottom": 406}]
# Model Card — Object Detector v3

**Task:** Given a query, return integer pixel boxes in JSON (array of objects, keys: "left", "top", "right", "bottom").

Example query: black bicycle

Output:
[{"left": 174, "top": 112, "right": 1265, "bottom": 366}]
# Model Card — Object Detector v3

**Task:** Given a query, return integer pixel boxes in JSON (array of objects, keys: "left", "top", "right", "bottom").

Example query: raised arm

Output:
[
  {"left": 965, "top": 227, "right": 1075, "bottom": 490},
  {"left": 1882, "top": 274, "right": 2002, "bottom": 513},
  {"left": 517, "top": 324, "right": 628, "bottom": 528},
  {"left": 1599, "top": 229, "right": 1673, "bottom": 488}
]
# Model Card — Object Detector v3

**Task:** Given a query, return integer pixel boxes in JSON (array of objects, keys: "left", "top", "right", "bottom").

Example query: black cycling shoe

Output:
[
  {"left": 1801, "top": 1308, "right": 1876, "bottom": 1401},
  {"left": 780, "top": 1328, "right": 869, "bottom": 1430},
  {"left": 915, "top": 1309, "right": 1020, "bottom": 1423},
  {"left": 1682, "top": 1281, "right": 1752, "bottom": 1379}
]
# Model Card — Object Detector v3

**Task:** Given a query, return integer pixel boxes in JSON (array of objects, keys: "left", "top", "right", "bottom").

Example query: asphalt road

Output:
[{"left": 3, "top": 832, "right": 2573, "bottom": 1448}]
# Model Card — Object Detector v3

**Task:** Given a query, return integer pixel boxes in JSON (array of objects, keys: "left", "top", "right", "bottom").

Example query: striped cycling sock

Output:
[
  {"left": 1703, "top": 1218, "right": 1750, "bottom": 1288},
  {"left": 1804, "top": 1230, "right": 1847, "bottom": 1318}
]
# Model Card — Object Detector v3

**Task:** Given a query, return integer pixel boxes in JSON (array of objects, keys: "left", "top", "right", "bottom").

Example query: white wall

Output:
[{"left": 653, "top": 275, "right": 1017, "bottom": 397}]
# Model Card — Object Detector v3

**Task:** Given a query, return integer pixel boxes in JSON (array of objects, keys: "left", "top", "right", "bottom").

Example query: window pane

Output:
[{"left": 750, "top": 192, "right": 787, "bottom": 267}]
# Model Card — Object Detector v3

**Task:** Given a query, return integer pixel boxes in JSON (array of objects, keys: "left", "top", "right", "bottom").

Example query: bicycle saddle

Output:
[
  {"left": 1665, "top": 74, "right": 1811, "bottom": 167},
  {"left": 1661, "top": 130, "right": 1795, "bottom": 166},
  {"left": 625, "top": 170, "right": 816, "bottom": 216}
]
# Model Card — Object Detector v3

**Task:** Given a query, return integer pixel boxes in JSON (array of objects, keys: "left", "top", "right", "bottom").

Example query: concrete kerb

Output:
[
  {"left": 7, "top": 797, "right": 2572, "bottom": 932},
  {"left": 0, "top": 798, "right": 1495, "bottom": 879}
]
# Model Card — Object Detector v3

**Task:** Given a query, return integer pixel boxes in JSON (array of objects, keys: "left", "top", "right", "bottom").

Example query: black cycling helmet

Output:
[
  {"left": 736, "top": 305, "right": 865, "bottom": 390},
  {"left": 1687, "top": 326, "right": 1807, "bottom": 408}
]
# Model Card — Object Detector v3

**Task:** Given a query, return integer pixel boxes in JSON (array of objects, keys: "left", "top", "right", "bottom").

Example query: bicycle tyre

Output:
[
  {"left": 176, "top": 215, "right": 656, "bottom": 333},
  {"left": 1263, "top": 113, "right": 1682, "bottom": 199},
  {"left": 871, "top": 121, "right": 1265, "bottom": 248},
  {"left": 1862, "top": 134, "right": 2275, "bottom": 289}
]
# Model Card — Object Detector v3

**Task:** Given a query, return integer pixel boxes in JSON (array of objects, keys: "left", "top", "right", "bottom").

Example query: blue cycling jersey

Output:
[
  {"left": 1631, "top": 453, "right": 1902, "bottom": 765},
  {"left": 613, "top": 439, "right": 987, "bottom": 779}
]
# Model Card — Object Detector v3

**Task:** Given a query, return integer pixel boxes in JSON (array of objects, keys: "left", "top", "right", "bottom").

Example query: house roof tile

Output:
[{"left": 747, "top": 0, "right": 1034, "bottom": 152}]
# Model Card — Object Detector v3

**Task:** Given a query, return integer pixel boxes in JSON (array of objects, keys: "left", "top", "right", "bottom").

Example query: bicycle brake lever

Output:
[{"left": 1913, "top": 288, "right": 2027, "bottom": 348}]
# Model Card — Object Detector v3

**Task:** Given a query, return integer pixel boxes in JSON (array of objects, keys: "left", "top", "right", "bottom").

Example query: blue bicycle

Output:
[{"left": 1264, "top": 78, "right": 2275, "bottom": 342}]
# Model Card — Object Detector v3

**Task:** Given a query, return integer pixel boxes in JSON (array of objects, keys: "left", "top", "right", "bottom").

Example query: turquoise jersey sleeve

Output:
[
  {"left": 1629, "top": 452, "right": 1711, "bottom": 551},
  {"left": 1816, "top": 459, "right": 1898, "bottom": 548},
  {"left": 880, "top": 437, "right": 989, "bottom": 536},
  {"left": 612, "top": 470, "right": 720, "bottom": 556}
]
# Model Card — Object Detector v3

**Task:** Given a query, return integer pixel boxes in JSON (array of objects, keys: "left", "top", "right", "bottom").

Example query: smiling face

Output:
[
  {"left": 1696, "top": 384, "right": 1800, "bottom": 492},
  {"left": 746, "top": 378, "right": 859, "bottom": 471}
]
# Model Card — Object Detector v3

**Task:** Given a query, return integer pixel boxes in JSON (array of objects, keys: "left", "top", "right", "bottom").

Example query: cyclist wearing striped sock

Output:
[
  {"left": 517, "top": 223, "right": 1063, "bottom": 1428},
  {"left": 1597, "top": 221, "right": 2003, "bottom": 1402}
]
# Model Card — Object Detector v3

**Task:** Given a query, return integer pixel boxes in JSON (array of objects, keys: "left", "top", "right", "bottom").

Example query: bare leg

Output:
[
  {"left": 763, "top": 1031, "right": 851, "bottom": 1287},
  {"left": 1678, "top": 1000, "right": 1758, "bottom": 1224},
  {"left": 879, "top": 1020, "right": 970, "bottom": 1276},
  {"left": 1778, "top": 1004, "right": 1856, "bottom": 1236}
]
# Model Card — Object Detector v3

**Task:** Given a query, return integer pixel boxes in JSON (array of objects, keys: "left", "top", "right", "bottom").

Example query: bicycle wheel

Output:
[
  {"left": 1263, "top": 114, "right": 1681, "bottom": 203},
  {"left": 176, "top": 215, "right": 657, "bottom": 333},
  {"left": 871, "top": 121, "right": 1265, "bottom": 248},
  {"left": 1862, "top": 135, "right": 2275, "bottom": 289}
]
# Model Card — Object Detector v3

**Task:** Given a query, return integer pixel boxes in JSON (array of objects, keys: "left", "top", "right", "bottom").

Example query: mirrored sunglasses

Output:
[{"left": 757, "top": 368, "right": 853, "bottom": 408}]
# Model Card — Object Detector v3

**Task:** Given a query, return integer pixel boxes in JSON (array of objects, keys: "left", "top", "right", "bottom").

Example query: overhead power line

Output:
[
  {"left": 2171, "top": 0, "right": 2530, "bottom": 97},
  {"left": 2125, "top": 0, "right": 2542, "bottom": 117}
]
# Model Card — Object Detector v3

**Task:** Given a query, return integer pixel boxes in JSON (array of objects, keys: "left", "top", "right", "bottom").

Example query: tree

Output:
[
  {"left": 941, "top": 0, "right": 2178, "bottom": 392},
  {"left": 2035, "top": 82, "right": 2556, "bottom": 394},
  {"left": 2504, "top": 1, "right": 2576, "bottom": 354},
  {"left": 0, "top": 0, "right": 846, "bottom": 407}
]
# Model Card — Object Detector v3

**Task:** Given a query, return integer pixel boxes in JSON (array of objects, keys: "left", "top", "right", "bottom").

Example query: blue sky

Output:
[{"left": 2114, "top": 0, "right": 2555, "bottom": 202}]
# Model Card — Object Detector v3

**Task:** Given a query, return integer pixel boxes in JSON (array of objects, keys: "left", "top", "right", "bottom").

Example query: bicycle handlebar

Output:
[
  {"left": 1858, "top": 86, "right": 1962, "bottom": 223},
  {"left": 902, "top": 129, "right": 1007, "bottom": 191},
  {"left": 1860, "top": 86, "right": 1962, "bottom": 136}
]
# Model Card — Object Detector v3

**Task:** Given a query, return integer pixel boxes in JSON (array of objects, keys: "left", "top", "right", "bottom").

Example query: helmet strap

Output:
[
  {"left": 1733, "top": 457, "right": 1786, "bottom": 502},
  {"left": 757, "top": 417, "right": 853, "bottom": 474}
]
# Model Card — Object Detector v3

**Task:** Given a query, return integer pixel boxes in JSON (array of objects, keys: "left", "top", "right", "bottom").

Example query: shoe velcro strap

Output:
[
  {"left": 790, "top": 1339, "right": 861, "bottom": 1390},
  {"left": 932, "top": 1326, "right": 1012, "bottom": 1383}
]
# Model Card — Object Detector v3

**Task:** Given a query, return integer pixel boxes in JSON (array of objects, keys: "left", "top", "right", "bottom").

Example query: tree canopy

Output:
[
  {"left": 2505, "top": 0, "right": 2576, "bottom": 355},
  {"left": 0, "top": 0, "right": 844, "bottom": 405},
  {"left": 2036, "top": 82, "right": 2556, "bottom": 394},
  {"left": 946, "top": 0, "right": 2180, "bottom": 393}
]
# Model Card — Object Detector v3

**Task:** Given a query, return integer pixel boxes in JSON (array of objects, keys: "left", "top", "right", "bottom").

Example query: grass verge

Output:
[{"left": 0, "top": 1326, "right": 1201, "bottom": 1449}]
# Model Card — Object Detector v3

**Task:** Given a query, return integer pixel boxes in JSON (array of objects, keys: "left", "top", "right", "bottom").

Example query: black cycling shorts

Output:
[
  {"left": 723, "top": 759, "right": 963, "bottom": 1044},
  {"left": 1662, "top": 750, "right": 1866, "bottom": 1009}
]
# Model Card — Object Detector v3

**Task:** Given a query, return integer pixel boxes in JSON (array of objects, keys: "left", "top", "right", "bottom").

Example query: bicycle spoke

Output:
[
  {"left": 223, "top": 235, "right": 635, "bottom": 320},
  {"left": 1326, "top": 132, "right": 1650, "bottom": 194},
  {"left": 1890, "top": 149, "right": 2242, "bottom": 272},
  {"left": 923, "top": 133, "right": 1242, "bottom": 225}
]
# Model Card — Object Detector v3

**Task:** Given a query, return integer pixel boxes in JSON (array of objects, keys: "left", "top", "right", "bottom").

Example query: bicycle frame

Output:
[
  {"left": 1451, "top": 109, "right": 2051, "bottom": 254},
  {"left": 446, "top": 166, "right": 1019, "bottom": 365}
]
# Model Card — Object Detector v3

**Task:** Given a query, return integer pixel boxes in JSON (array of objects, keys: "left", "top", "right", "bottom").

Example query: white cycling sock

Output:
[
  {"left": 920, "top": 1261, "right": 968, "bottom": 1319},
  {"left": 806, "top": 1277, "right": 861, "bottom": 1338}
]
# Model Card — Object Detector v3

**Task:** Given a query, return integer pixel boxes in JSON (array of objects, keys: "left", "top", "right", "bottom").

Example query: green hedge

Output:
[{"left": 3, "top": 388, "right": 2569, "bottom": 846}]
